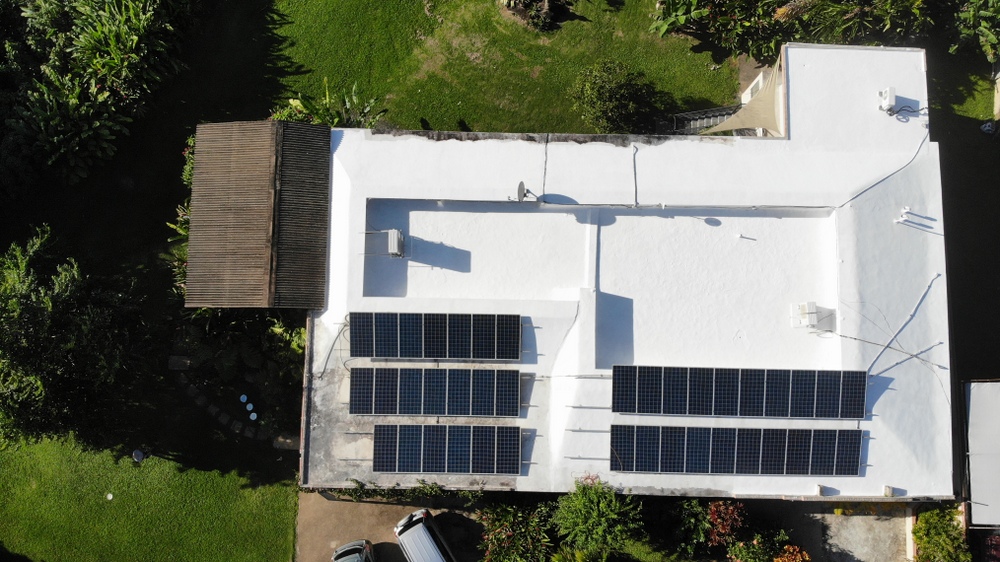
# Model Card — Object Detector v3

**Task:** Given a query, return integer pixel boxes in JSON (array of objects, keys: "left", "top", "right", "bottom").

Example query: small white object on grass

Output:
[{"left": 106, "top": 493, "right": 113, "bottom": 500}]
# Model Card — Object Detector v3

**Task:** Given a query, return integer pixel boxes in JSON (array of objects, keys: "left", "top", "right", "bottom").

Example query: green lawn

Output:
[
  {"left": 0, "top": 437, "right": 297, "bottom": 562},
  {"left": 275, "top": 0, "right": 738, "bottom": 132}
]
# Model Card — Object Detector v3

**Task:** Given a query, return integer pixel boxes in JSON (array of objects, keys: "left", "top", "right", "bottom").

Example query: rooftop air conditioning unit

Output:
[
  {"left": 790, "top": 301, "right": 818, "bottom": 329},
  {"left": 387, "top": 229, "right": 404, "bottom": 258}
]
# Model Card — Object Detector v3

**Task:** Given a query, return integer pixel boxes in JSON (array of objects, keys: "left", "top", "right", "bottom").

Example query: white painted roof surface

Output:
[
  {"left": 303, "top": 44, "right": 953, "bottom": 499},
  {"left": 967, "top": 383, "right": 1000, "bottom": 525}
]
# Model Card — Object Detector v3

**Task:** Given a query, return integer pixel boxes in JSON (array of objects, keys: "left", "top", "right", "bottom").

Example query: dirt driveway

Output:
[{"left": 296, "top": 492, "right": 483, "bottom": 562}]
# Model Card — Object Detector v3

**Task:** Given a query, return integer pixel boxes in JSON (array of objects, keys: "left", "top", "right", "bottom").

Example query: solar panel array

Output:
[
  {"left": 349, "top": 368, "right": 520, "bottom": 417},
  {"left": 349, "top": 313, "right": 521, "bottom": 360},
  {"left": 373, "top": 424, "right": 521, "bottom": 474},
  {"left": 611, "top": 425, "right": 863, "bottom": 476},
  {"left": 612, "top": 366, "right": 867, "bottom": 419}
]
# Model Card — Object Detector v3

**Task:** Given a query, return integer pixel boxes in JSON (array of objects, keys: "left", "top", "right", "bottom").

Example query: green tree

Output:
[
  {"left": 0, "top": 226, "right": 135, "bottom": 444},
  {"left": 912, "top": 507, "right": 972, "bottom": 562},
  {"left": 569, "top": 60, "right": 667, "bottom": 134},
  {"left": 551, "top": 478, "right": 643, "bottom": 559},
  {"left": 477, "top": 503, "right": 554, "bottom": 562}
]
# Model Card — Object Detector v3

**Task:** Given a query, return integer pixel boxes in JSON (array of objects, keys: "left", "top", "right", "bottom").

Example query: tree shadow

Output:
[{"left": 0, "top": 541, "right": 34, "bottom": 562}]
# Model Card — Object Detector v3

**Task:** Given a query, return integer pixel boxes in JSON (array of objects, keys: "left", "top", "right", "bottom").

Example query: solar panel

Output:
[
  {"left": 349, "top": 312, "right": 374, "bottom": 357},
  {"left": 496, "top": 426, "right": 521, "bottom": 474},
  {"left": 660, "top": 427, "right": 686, "bottom": 472},
  {"left": 447, "top": 369, "right": 472, "bottom": 416},
  {"left": 810, "top": 429, "right": 837, "bottom": 476},
  {"left": 373, "top": 368, "right": 399, "bottom": 415},
  {"left": 840, "top": 371, "right": 867, "bottom": 419},
  {"left": 473, "top": 315, "right": 497, "bottom": 359},
  {"left": 448, "top": 314, "right": 472, "bottom": 359},
  {"left": 471, "top": 370, "right": 496, "bottom": 416},
  {"left": 423, "top": 369, "right": 447, "bottom": 415},
  {"left": 835, "top": 429, "right": 863, "bottom": 476},
  {"left": 611, "top": 366, "right": 637, "bottom": 413},
  {"left": 814, "top": 371, "right": 842, "bottom": 418},
  {"left": 399, "top": 369, "right": 423, "bottom": 415},
  {"left": 447, "top": 425, "right": 471, "bottom": 473},
  {"left": 635, "top": 426, "right": 661, "bottom": 472},
  {"left": 399, "top": 313, "right": 424, "bottom": 358},
  {"left": 760, "top": 429, "right": 787, "bottom": 475},
  {"left": 739, "top": 369, "right": 765, "bottom": 416},
  {"left": 785, "top": 429, "right": 812, "bottom": 475},
  {"left": 610, "top": 425, "right": 635, "bottom": 472},
  {"left": 495, "top": 371, "right": 521, "bottom": 417},
  {"left": 790, "top": 370, "right": 817, "bottom": 418},
  {"left": 714, "top": 369, "right": 739, "bottom": 416},
  {"left": 689, "top": 369, "right": 714, "bottom": 416},
  {"left": 663, "top": 367, "right": 688, "bottom": 415},
  {"left": 735, "top": 428, "right": 762, "bottom": 474},
  {"left": 424, "top": 314, "right": 448, "bottom": 358},
  {"left": 398, "top": 425, "right": 423, "bottom": 472},
  {"left": 374, "top": 313, "right": 399, "bottom": 358},
  {"left": 496, "top": 315, "right": 521, "bottom": 360},
  {"left": 764, "top": 370, "right": 791, "bottom": 417},
  {"left": 710, "top": 428, "right": 737, "bottom": 474},
  {"left": 373, "top": 425, "right": 398, "bottom": 472},
  {"left": 471, "top": 426, "right": 496, "bottom": 473},
  {"left": 422, "top": 425, "right": 447, "bottom": 472},
  {"left": 349, "top": 368, "right": 374, "bottom": 414},
  {"left": 637, "top": 367, "right": 663, "bottom": 414},
  {"left": 686, "top": 427, "right": 711, "bottom": 473}
]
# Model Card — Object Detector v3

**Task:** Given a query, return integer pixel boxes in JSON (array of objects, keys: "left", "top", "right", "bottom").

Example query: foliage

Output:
[
  {"left": 707, "top": 501, "right": 746, "bottom": 546},
  {"left": 163, "top": 135, "right": 194, "bottom": 297},
  {"left": 337, "top": 478, "right": 483, "bottom": 506},
  {"left": 477, "top": 503, "right": 554, "bottom": 562},
  {"left": 912, "top": 507, "right": 972, "bottom": 562},
  {"left": 501, "top": 0, "right": 566, "bottom": 31},
  {"left": 551, "top": 478, "right": 643, "bottom": 558},
  {"left": 774, "top": 544, "right": 812, "bottom": 562},
  {"left": 674, "top": 499, "right": 711, "bottom": 557},
  {"left": 951, "top": 0, "right": 1000, "bottom": 63},
  {"left": 649, "top": 0, "right": 710, "bottom": 36},
  {"left": 551, "top": 546, "right": 602, "bottom": 562},
  {"left": 279, "top": 78, "right": 388, "bottom": 128},
  {"left": 0, "top": 226, "right": 138, "bottom": 444},
  {"left": 569, "top": 59, "right": 668, "bottom": 134},
  {"left": 725, "top": 529, "right": 790, "bottom": 562}
]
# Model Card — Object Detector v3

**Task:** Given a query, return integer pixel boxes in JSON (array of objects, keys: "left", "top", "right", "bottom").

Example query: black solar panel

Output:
[
  {"left": 373, "top": 425, "right": 397, "bottom": 472},
  {"left": 447, "top": 369, "right": 471, "bottom": 416},
  {"left": 810, "top": 429, "right": 837, "bottom": 476},
  {"left": 635, "top": 426, "right": 661, "bottom": 472},
  {"left": 495, "top": 370, "right": 521, "bottom": 417},
  {"left": 423, "top": 369, "right": 447, "bottom": 415},
  {"left": 785, "top": 429, "right": 812, "bottom": 475},
  {"left": 710, "top": 428, "right": 737, "bottom": 474},
  {"left": 760, "top": 429, "right": 787, "bottom": 475},
  {"left": 398, "top": 425, "right": 423, "bottom": 472},
  {"left": 424, "top": 314, "right": 448, "bottom": 358},
  {"left": 349, "top": 312, "right": 374, "bottom": 357},
  {"left": 714, "top": 369, "right": 739, "bottom": 416},
  {"left": 448, "top": 314, "right": 472, "bottom": 359},
  {"left": 735, "top": 428, "right": 762, "bottom": 474},
  {"left": 739, "top": 369, "right": 765, "bottom": 416},
  {"left": 422, "top": 425, "right": 447, "bottom": 472},
  {"left": 473, "top": 315, "right": 496, "bottom": 359},
  {"left": 840, "top": 371, "right": 867, "bottom": 419},
  {"left": 663, "top": 367, "right": 688, "bottom": 415},
  {"left": 374, "top": 313, "right": 399, "bottom": 358},
  {"left": 349, "top": 368, "right": 374, "bottom": 414},
  {"left": 447, "top": 425, "right": 471, "bottom": 473},
  {"left": 399, "top": 369, "right": 423, "bottom": 415},
  {"left": 686, "top": 427, "right": 711, "bottom": 473},
  {"left": 790, "top": 370, "right": 817, "bottom": 418},
  {"left": 814, "top": 371, "right": 842, "bottom": 418},
  {"left": 660, "top": 426, "right": 686, "bottom": 472},
  {"left": 611, "top": 366, "right": 637, "bottom": 413},
  {"left": 689, "top": 369, "right": 714, "bottom": 416},
  {"left": 373, "top": 368, "right": 399, "bottom": 415},
  {"left": 496, "top": 315, "right": 521, "bottom": 360},
  {"left": 764, "top": 370, "right": 791, "bottom": 417},
  {"left": 610, "top": 425, "right": 635, "bottom": 471},
  {"left": 496, "top": 426, "right": 521, "bottom": 474},
  {"left": 637, "top": 367, "right": 663, "bottom": 414},
  {"left": 835, "top": 429, "right": 863, "bottom": 476},
  {"left": 399, "top": 313, "right": 423, "bottom": 358},
  {"left": 472, "top": 370, "right": 496, "bottom": 416},
  {"left": 471, "top": 426, "right": 496, "bottom": 473}
]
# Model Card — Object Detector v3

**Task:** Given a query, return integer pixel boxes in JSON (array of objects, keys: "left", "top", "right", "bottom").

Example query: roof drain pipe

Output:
[{"left": 631, "top": 143, "right": 639, "bottom": 207}]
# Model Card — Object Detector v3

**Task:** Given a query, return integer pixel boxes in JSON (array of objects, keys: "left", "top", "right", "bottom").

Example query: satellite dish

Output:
[{"left": 517, "top": 181, "right": 526, "bottom": 202}]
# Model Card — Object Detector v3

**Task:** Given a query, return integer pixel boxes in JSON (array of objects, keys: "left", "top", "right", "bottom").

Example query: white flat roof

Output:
[
  {"left": 967, "top": 382, "right": 1000, "bottom": 525},
  {"left": 302, "top": 44, "right": 952, "bottom": 499}
]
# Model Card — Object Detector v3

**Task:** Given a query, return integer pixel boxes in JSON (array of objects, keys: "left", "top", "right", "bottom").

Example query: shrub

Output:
[
  {"left": 912, "top": 507, "right": 972, "bottom": 562},
  {"left": 569, "top": 60, "right": 664, "bottom": 134},
  {"left": 725, "top": 529, "right": 789, "bottom": 562},
  {"left": 551, "top": 478, "right": 643, "bottom": 557},
  {"left": 708, "top": 501, "right": 746, "bottom": 546},
  {"left": 477, "top": 503, "right": 553, "bottom": 562},
  {"left": 774, "top": 544, "right": 812, "bottom": 562},
  {"left": 276, "top": 79, "right": 387, "bottom": 129},
  {"left": 675, "top": 499, "right": 711, "bottom": 556}
]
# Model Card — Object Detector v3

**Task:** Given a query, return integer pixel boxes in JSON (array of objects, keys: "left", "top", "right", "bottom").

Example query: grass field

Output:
[
  {"left": 275, "top": 0, "right": 739, "bottom": 132},
  {"left": 0, "top": 437, "right": 297, "bottom": 562}
]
